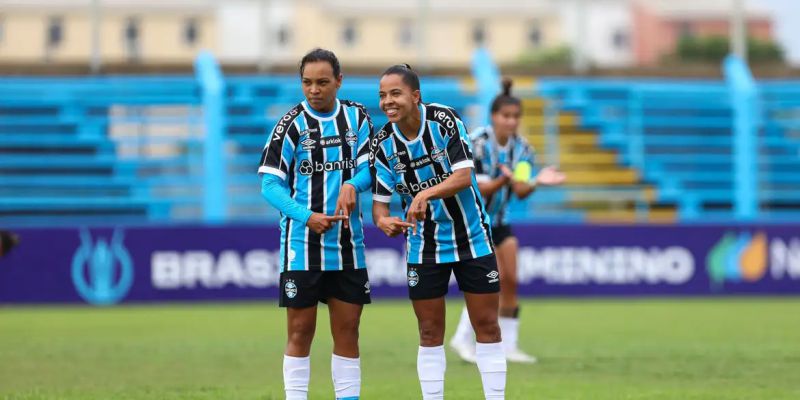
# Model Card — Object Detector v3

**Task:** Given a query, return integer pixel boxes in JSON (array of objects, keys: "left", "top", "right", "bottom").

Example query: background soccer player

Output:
[
  {"left": 450, "top": 78, "right": 566, "bottom": 364},
  {"left": 371, "top": 64, "right": 507, "bottom": 400},
  {"left": 258, "top": 48, "right": 374, "bottom": 400}
]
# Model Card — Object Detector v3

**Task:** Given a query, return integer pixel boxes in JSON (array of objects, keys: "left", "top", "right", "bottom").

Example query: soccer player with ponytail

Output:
[
  {"left": 450, "top": 78, "right": 566, "bottom": 364},
  {"left": 371, "top": 64, "right": 507, "bottom": 399}
]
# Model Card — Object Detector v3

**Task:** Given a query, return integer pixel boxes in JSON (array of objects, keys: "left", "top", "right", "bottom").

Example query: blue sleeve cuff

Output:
[{"left": 344, "top": 167, "right": 372, "bottom": 193}]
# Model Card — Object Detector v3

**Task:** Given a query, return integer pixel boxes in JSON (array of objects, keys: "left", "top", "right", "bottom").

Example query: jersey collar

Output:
[
  {"left": 301, "top": 98, "right": 340, "bottom": 121},
  {"left": 392, "top": 103, "right": 426, "bottom": 145}
]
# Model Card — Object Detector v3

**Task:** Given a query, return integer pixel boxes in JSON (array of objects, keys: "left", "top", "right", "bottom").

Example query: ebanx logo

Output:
[{"left": 706, "top": 231, "right": 800, "bottom": 290}]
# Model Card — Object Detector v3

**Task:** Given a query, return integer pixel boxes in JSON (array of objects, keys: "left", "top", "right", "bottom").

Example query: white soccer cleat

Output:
[
  {"left": 449, "top": 338, "right": 477, "bottom": 363},
  {"left": 504, "top": 347, "right": 537, "bottom": 364}
]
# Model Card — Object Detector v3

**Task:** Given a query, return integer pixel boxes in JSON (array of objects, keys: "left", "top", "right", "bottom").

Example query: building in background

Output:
[
  {"left": 632, "top": 0, "right": 774, "bottom": 66},
  {"left": 0, "top": 0, "right": 562, "bottom": 70},
  {"left": 0, "top": 0, "right": 215, "bottom": 65},
  {"left": 219, "top": 0, "right": 562, "bottom": 70},
  {"left": 0, "top": 0, "right": 783, "bottom": 71},
  {"left": 558, "top": 0, "right": 635, "bottom": 69}
]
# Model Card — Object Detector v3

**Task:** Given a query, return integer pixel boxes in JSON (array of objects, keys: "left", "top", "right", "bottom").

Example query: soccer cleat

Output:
[
  {"left": 449, "top": 338, "right": 477, "bottom": 363},
  {"left": 504, "top": 347, "right": 537, "bottom": 364}
]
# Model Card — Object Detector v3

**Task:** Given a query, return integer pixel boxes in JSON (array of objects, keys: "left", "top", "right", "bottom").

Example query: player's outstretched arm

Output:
[
  {"left": 260, "top": 173, "right": 314, "bottom": 225},
  {"left": 510, "top": 164, "right": 566, "bottom": 199}
]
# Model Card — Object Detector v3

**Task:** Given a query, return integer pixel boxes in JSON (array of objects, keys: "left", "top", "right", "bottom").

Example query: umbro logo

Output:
[
  {"left": 394, "top": 162, "right": 406, "bottom": 171},
  {"left": 486, "top": 270, "right": 499, "bottom": 283},
  {"left": 301, "top": 138, "right": 316, "bottom": 150}
]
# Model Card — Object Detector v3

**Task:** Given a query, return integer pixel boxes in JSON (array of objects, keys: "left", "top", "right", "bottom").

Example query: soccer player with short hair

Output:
[
  {"left": 450, "top": 78, "right": 566, "bottom": 364},
  {"left": 258, "top": 48, "right": 373, "bottom": 400},
  {"left": 371, "top": 64, "right": 507, "bottom": 400}
]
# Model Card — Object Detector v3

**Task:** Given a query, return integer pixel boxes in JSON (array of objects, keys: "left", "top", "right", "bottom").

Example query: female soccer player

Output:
[
  {"left": 371, "top": 64, "right": 507, "bottom": 399},
  {"left": 258, "top": 48, "right": 374, "bottom": 400},
  {"left": 450, "top": 79, "right": 566, "bottom": 364}
]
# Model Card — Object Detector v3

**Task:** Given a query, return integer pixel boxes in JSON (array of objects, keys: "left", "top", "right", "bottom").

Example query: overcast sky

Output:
[{"left": 752, "top": 0, "right": 800, "bottom": 65}]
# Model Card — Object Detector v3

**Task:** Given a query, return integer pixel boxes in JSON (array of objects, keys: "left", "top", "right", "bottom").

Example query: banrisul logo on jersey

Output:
[
  {"left": 706, "top": 231, "right": 800, "bottom": 290},
  {"left": 298, "top": 158, "right": 357, "bottom": 176},
  {"left": 71, "top": 229, "right": 134, "bottom": 305}
]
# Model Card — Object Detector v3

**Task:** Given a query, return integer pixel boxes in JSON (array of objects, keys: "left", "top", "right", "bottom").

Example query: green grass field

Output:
[{"left": 1, "top": 298, "right": 799, "bottom": 400}]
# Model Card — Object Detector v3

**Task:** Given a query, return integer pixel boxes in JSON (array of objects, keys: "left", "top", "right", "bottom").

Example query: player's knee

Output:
[
  {"left": 287, "top": 321, "right": 316, "bottom": 346},
  {"left": 472, "top": 316, "right": 501, "bottom": 342},
  {"left": 417, "top": 319, "right": 445, "bottom": 346},
  {"left": 332, "top": 316, "right": 360, "bottom": 339}
]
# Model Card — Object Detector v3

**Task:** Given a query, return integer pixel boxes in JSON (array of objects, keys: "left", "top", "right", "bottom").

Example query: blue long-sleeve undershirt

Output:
[
  {"left": 344, "top": 166, "right": 372, "bottom": 193},
  {"left": 260, "top": 173, "right": 312, "bottom": 226}
]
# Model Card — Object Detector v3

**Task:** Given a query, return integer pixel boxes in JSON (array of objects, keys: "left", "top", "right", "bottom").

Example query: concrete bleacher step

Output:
[
  {"left": 556, "top": 169, "right": 640, "bottom": 185},
  {"left": 521, "top": 114, "right": 580, "bottom": 127},
  {"left": 557, "top": 152, "right": 619, "bottom": 165},
  {"left": 526, "top": 133, "right": 599, "bottom": 147},
  {"left": 565, "top": 186, "right": 657, "bottom": 203},
  {"left": 517, "top": 95, "right": 673, "bottom": 221}
]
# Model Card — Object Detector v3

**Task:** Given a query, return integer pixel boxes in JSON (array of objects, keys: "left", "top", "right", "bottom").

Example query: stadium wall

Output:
[{"left": 1, "top": 224, "right": 799, "bottom": 305}]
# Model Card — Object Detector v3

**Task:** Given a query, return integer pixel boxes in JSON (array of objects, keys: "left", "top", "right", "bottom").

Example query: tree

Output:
[{"left": 674, "top": 36, "right": 783, "bottom": 64}]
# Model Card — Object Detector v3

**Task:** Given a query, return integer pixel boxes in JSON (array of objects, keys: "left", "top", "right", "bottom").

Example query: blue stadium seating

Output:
[
  {"left": 536, "top": 78, "right": 800, "bottom": 220},
  {"left": 1, "top": 71, "right": 799, "bottom": 225}
]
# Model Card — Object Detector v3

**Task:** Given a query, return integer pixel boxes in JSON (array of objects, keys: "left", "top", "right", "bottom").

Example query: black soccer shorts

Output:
[
  {"left": 406, "top": 253, "right": 500, "bottom": 300},
  {"left": 490, "top": 224, "right": 515, "bottom": 246},
  {"left": 279, "top": 269, "right": 371, "bottom": 308}
]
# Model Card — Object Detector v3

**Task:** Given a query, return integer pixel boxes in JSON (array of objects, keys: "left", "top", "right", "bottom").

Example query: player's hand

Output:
[
  {"left": 334, "top": 183, "right": 357, "bottom": 229},
  {"left": 377, "top": 216, "right": 414, "bottom": 237},
  {"left": 306, "top": 213, "right": 347, "bottom": 235},
  {"left": 406, "top": 191, "right": 430, "bottom": 235},
  {"left": 534, "top": 165, "right": 566, "bottom": 186},
  {"left": 498, "top": 165, "right": 513, "bottom": 182}
]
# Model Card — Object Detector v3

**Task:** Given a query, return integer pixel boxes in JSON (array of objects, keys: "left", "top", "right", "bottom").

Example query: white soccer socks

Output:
[
  {"left": 417, "top": 345, "right": 446, "bottom": 400},
  {"left": 498, "top": 316, "right": 519, "bottom": 353},
  {"left": 476, "top": 342, "right": 507, "bottom": 399},
  {"left": 332, "top": 354, "right": 361, "bottom": 400},
  {"left": 283, "top": 354, "right": 310, "bottom": 400}
]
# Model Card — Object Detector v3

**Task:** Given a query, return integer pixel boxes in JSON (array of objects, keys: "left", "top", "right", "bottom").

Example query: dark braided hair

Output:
[
  {"left": 382, "top": 63, "right": 422, "bottom": 102},
  {"left": 490, "top": 77, "right": 521, "bottom": 113}
]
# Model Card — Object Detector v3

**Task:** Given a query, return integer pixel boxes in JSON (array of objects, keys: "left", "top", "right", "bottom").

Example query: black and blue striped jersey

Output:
[
  {"left": 471, "top": 126, "right": 535, "bottom": 227},
  {"left": 259, "top": 99, "right": 372, "bottom": 272},
  {"left": 370, "top": 103, "right": 494, "bottom": 264}
]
